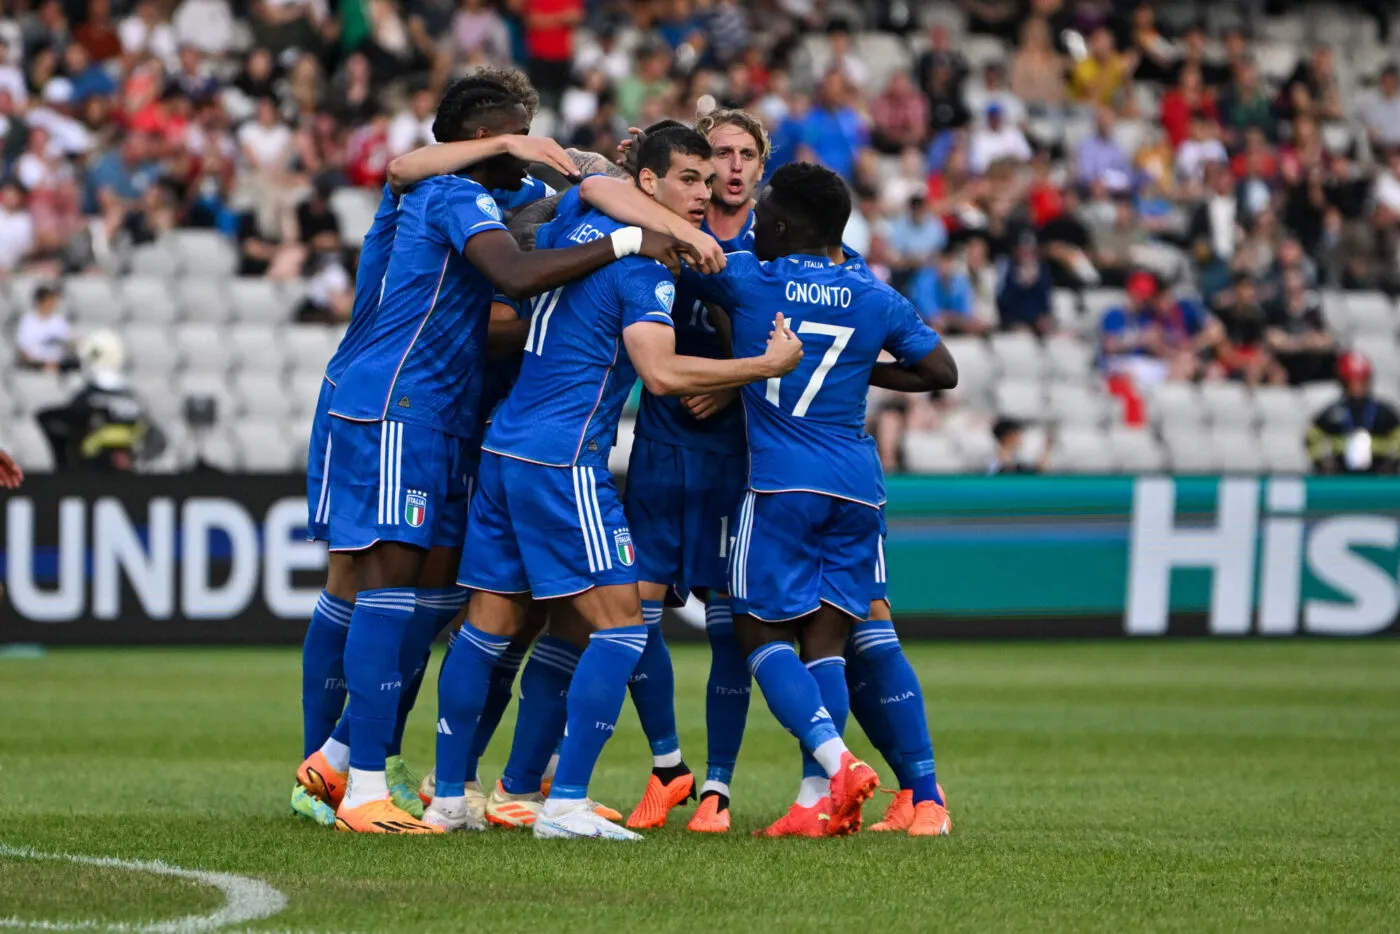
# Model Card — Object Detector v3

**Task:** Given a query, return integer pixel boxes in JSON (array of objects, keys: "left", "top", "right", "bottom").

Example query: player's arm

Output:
[
  {"left": 487, "top": 298, "right": 530, "bottom": 360},
  {"left": 625, "top": 312, "right": 802, "bottom": 397},
  {"left": 577, "top": 175, "right": 726, "bottom": 274},
  {"left": 507, "top": 193, "right": 563, "bottom": 252},
  {"left": 466, "top": 227, "right": 696, "bottom": 301},
  {"left": 0, "top": 447, "right": 23, "bottom": 489},
  {"left": 386, "top": 135, "right": 578, "bottom": 195},
  {"left": 869, "top": 343, "right": 958, "bottom": 392}
]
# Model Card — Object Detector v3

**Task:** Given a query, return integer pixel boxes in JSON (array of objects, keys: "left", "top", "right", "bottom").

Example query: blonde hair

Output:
[{"left": 695, "top": 109, "right": 771, "bottom": 165}]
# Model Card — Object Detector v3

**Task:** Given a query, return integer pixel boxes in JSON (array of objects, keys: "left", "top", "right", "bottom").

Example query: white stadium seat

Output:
[{"left": 903, "top": 431, "right": 964, "bottom": 474}]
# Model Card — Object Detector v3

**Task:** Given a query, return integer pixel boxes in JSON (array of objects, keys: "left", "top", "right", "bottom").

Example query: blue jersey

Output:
[
  {"left": 632, "top": 210, "right": 754, "bottom": 455},
  {"left": 330, "top": 174, "right": 507, "bottom": 438},
  {"left": 491, "top": 175, "right": 555, "bottom": 216},
  {"left": 688, "top": 251, "right": 940, "bottom": 507},
  {"left": 324, "top": 185, "right": 399, "bottom": 383},
  {"left": 484, "top": 187, "right": 676, "bottom": 468}
]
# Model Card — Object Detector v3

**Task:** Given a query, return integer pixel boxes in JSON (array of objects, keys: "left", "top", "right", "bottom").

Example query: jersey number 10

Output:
[{"left": 764, "top": 320, "right": 854, "bottom": 417}]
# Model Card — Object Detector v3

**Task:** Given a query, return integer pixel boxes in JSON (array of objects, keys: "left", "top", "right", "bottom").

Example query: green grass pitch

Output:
[{"left": 2, "top": 641, "right": 1398, "bottom": 933}]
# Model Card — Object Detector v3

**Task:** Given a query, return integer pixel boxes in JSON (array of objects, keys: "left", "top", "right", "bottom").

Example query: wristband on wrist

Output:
[{"left": 610, "top": 226, "right": 643, "bottom": 259}]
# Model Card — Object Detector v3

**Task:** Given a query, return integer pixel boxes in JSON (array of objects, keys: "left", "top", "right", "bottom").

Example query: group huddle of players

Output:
[{"left": 289, "top": 66, "right": 958, "bottom": 840}]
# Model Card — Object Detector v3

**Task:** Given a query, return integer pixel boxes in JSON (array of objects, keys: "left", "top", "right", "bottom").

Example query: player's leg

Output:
[
  {"left": 328, "top": 418, "right": 446, "bottom": 833},
  {"left": 620, "top": 438, "right": 693, "bottom": 828},
  {"left": 850, "top": 598, "right": 950, "bottom": 836},
  {"left": 797, "top": 609, "right": 857, "bottom": 833},
  {"left": 462, "top": 603, "right": 542, "bottom": 789},
  {"left": 427, "top": 451, "right": 531, "bottom": 831},
  {"left": 528, "top": 465, "right": 648, "bottom": 840}
]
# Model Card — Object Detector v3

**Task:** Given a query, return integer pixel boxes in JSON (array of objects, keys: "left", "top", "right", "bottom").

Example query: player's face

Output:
[
  {"left": 475, "top": 102, "right": 532, "bottom": 191},
  {"left": 751, "top": 186, "right": 785, "bottom": 261},
  {"left": 651, "top": 153, "right": 715, "bottom": 228},
  {"left": 707, "top": 123, "right": 763, "bottom": 211}
]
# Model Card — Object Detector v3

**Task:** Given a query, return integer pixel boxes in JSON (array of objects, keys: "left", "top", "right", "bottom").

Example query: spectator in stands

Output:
[
  {"left": 1126, "top": 2, "right": 1174, "bottom": 85},
  {"left": 249, "top": 0, "right": 329, "bottom": 59},
  {"left": 1212, "top": 274, "right": 1285, "bottom": 386},
  {"left": 617, "top": 42, "right": 672, "bottom": 125},
  {"left": 172, "top": 0, "right": 235, "bottom": 57},
  {"left": 969, "top": 103, "right": 1031, "bottom": 175},
  {"left": 16, "top": 283, "right": 76, "bottom": 372},
  {"left": 870, "top": 71, "right": 927, "bottom": 154},
  {"left": 1070, "top": 26, "right": 1131, "bottom": 113},
  {"left": 1220, "top": 60, "right": 1276, "bottom": 145},
  {"left": 1359, "top": 64, "right": 1400, "bottom": 151},
  {"left": 0, "top": 180, "right": 35, "bottom": 272},
  {"left": 296, "top": 249, "right": 353, "bottom": 323},
  {"left": 925, "top": 60, "right": 972, "bottom": 133},
  {"left": 1076, "top": 106, "right": 1131, "bottom": 193},
  {"left": 1040, "top": 185, "right": 1100, "bottom": 287},
  {"left": 988, "top": 417, "right": 1050, "bottom": 474},
  {"left": 0, "top": 447, "right": 23, "bottom": 488},
  {"left": 64, "top": 43, "right": 116, "bottom": 103},
  {"left": 996, "top": 230, "right": 1054, "bottom": 334},
  {"left": 965, "top": 61, "right": 1026, "bottom": 128},
  {"left": 884, "top": 192, "right": 947, "bottom": 286},
  {"left": 1281, "top": 45, "right": 1344, "bottom": 122},
  {"left": 1308, "top": 351, "right": 1400, "bottom": 473},
  {"left": 1188, "top": 162, "right": 1242, "bottom": 296},
  {"left": 1100, "top": 271, "right": 1215, "bottom": 387},
  {"left": 120, "top": 0, "right": 177, "bottom": 67},
  {"left": 1088, "top": 196, "right": 1148, "bottom": 287},
  {"left": 909, "top": 246, "right": 989, "bottom": 336},
  {"left": 37, "top": 329, "right": 159, "bottom": 472},
  {"left": 453, "top": 0, "right": 512, "bottom": 64},
  {"left": 524, "top": 0, "right": 583, "bottom": 103},
  {"left": 1160, "top": 62, "right": 1218, "bottom": 150},
  {"left": 915, "top": 22, "right": 968, "bottom": 103},
  {"left": 1009, "top": 16, "right": 1066, "bottom": 113},
  {"left": 387, "top": 84, "right": 436, "bottom": 157},
  {"left": 74, "top": 0, "right": 122, "bottom": 63},
  {"left": 237, "top": 95, "right": 298, "bottom": 240},
  {"left": 798, "top": 69, "right": 867, "bottom": 180},
  {"left": 1176, "top": 115, "right": 1228, "bottom": 189},
  {"left": 1266, "top": 268, "right": 1336, "bottom": 385},
  {"left": 823, "top": 20, "right": 868, "bottom": 92}
]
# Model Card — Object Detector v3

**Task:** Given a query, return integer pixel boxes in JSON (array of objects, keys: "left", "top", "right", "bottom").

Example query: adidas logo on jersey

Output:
[{"left": 397, "top": 396, "right": 411, "bottom": 408}]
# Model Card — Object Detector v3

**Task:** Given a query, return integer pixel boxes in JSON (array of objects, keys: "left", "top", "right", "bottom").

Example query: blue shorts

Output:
[
  {"left": 459, "top": 452, "right": 637, "bottom": 599},
  {"left": 326, "top": 416, "right": 474, "bottom": 553},
  {"left": 306, "top": 377, "right": 335, "bottom": 542},
  {"left": 872, "top": 509, "right": 888, "bottom": 606},
  {"left": 729, "top": 491, "right": 880, "bottom": 622},
  {"left": 624, "top": 437, "right": 746, "bottom": 605}
]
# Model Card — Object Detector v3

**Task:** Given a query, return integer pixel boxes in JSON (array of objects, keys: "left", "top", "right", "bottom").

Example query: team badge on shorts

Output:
[
  {"left": 404, "top": 490, "right": 428, "bottom": 528},
  {"left": 613, "top": 528, "right": 635, "bottom": 566}
]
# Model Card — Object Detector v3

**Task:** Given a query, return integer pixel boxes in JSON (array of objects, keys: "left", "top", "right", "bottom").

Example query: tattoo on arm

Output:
[
  {"left": 567, "top": 148, "right": 630, "bottom": 180},
  {"left": 507, "top": 193, "right": 564, "bottom": 252}
]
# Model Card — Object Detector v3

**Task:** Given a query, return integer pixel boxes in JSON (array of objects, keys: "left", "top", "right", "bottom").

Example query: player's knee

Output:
[
  {"left": 325, "top": 554, "right": 357, "bottom": 602},
  {"left": 417, "top": 546, "right": 463, "bottom": 589},
  {"left": 354, "top": 542, "right": 428, "bottom": 592},
  {"left": 466, "top": 590, "right": 530, "bottom": 637}
]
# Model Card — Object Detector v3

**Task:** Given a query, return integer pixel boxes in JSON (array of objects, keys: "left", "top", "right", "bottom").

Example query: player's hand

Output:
[
  {"left": 676, "top": 227, "right": 726, "bottom": 274},
  {"left": 761, "top": 312, "right": 803, "bottom": 377},
  {"left": 615, "top": 126, "right": 644, "bottom": 167},
  {"left": 639, "top": 230, "right": 700, "bottom": 275},
  {"left": 0, "top": 447, "right": 23, "bottom": 489},
  {"left": 501, "top": 136, "right": 579, "bottom": 180},
  {"left": 684, "top": 389, "right": 736, "bottom": 419}
]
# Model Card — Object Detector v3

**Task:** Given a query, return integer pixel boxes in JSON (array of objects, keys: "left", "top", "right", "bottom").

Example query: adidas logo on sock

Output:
[
  {"left": 436, "top": 718, "right": 453, "bottom": 735},
  {"left": 810, "top": 706, "right": 832, "bottom": 723}
]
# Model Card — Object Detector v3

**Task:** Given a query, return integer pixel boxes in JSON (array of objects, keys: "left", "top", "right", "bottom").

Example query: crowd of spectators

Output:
[{"left": 2, "top": 0, "right": 1399, "bottom": 473}]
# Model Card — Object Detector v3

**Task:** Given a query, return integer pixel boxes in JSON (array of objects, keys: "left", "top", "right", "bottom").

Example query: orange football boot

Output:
[
  {"left": 753, "top": 799, "right": 832, "bottom": 838},
  {"left": 828, "top": 752, "right": 879, "bottom": 832},
  {"left": 591, "top": 799, "right": 623, "bottom": 821},
  {"left": 869, "top": 789, "right": 914, "bottom": 832},
  {"left": 686, "top": 793, "right": 730, "bottom": 833},
  {"left": 335, "top": 798, "right": 444, "bottom": 834},
  {"left": 296, "top": 751, "right": 347, "bottom": 808},
  {"left": 907, "top": 799, "right": 951, "bottom": 837},
  {"left": 625, "top": 770, "right": 696, "bottom": 829}
]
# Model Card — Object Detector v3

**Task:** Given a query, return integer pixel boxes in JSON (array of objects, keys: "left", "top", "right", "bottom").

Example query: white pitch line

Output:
[{"left": 0, "top": 845, "right": 287, "bottom": 934}]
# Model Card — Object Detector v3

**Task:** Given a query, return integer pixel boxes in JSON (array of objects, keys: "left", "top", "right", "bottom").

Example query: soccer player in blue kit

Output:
[
  {"left": 315, "top": 74, "right": 701, "bottom": 834},
  {"left": 684, "top": 162, "right": 957, "bottom": 836},
  {"left": 615, "top": 111, "right": 769, "bottom": 833},
  {"left": 443, "top": 127, "right": 804, "bottom": 841}
]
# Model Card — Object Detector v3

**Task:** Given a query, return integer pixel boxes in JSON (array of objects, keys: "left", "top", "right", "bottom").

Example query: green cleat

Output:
[
  {"left": 290, "top": 784, "right": 336, "bottom": 827},
  {"left": 387, "top": 755, "right": 425, "bottom": 818}
]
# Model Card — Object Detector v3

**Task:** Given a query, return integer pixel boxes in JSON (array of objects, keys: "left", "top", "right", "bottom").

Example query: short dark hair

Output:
[
  {"left": 767, "top": 162, "right": 850, "bottom": 245},
  {"left": 432, "top": 67, "right": 537, "bottom": 143},
  {"left": 992, "top": 417, "right": 1025, "bottom": 442},
  {"left": 635, "top": 126, "right": 712, "bottom": 179}
]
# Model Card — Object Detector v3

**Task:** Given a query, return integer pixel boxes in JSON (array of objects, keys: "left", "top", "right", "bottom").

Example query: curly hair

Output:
[
  {"left": 695, "top": 109, "right": 770, "bottom": 164},
  {"left": 431, "top": 67, "right": 539, "bottom": 142},
  {"left": 766, "top": 161, "right": 850, "bottom": 244}
]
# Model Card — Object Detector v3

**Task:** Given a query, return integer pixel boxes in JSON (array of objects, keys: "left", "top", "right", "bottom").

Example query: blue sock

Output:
[
  {"left": 301, "top": 591, "right": 352, "bottom": 757},
  {"left": 849, "top": 620, "right": 941, "bottom": 805},
  {"left": 463, "top": 641, "right": 526, "bottom": 783},
  {"left": 703, "top": 599, "right": 749, "bottom": 788},
  {"left": 343, "top": 588, "right": 416, "bottom": 773},
  {"left": 746, "top": 642, "right": 840, "bottom": 757},
  {"left": 800, "top": 656, "right": 849, "bottom": 779},
  {"left": 550, "top": 626, "right": 648, "bottom": 801},
  {"left": 388, "top": 587, "right": 465, "bottom": 757},
  {"left": 433, "top": 621, "right": 510, "bottom": 799},
  {"left": 628, "top": 600, "right": 679, "bottom": 760},
  {"left": 501, "top": 636, "right": 581, "bottom": 795},
  {"left": 846, "top": 646, "right": 911, "bottom": 788}
]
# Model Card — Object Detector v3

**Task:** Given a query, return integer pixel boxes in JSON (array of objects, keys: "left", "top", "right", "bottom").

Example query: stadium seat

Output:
[
  {"left": 123, "top": 323, "right": 181, "bottom": 376},
  {"left": 1343, "top": 291, "right": 1394, "bottom": 334},
  {"left": 283, "top": 325, "right": 338, "bottom": 372},
  {"left": 1107, "top": 426, "right": 1166, "bottom": 472},
  {"left": 7, "top": 418, "right": 54, "bottom": 471},
  {"left": 1261, "top": 428, "right": 1309, "bottom": 473},
  {"left": 1165, "top": 430, "right": 1221, "bottom": 473},
  {"left": 989, "top": 331, "right": 1047, "bottom": 378},
  {"left": 129, "top": 243, "right": 182, "bottom": 278},
  {"left": 994, "top": 379, "right": 1047, "bottom": 422},
  {"left": 175, "top": 278, "right": 232, "bottom": 323},
  {"left": 1048, "top": 425, "right": 1115, "bottom": 473},
  {"left": 232, "top": 371, "right": 292, "bottom": 420},
  {"left": 129, "top": 370, "right": 183, "bottom": 425},
  {"left": 1200, "top": 381, "right": 1254, "bottom": 429},
  {"left": 1215, "top": 428, "right": 1266, "bottom": 473},
  {"left": 120, "top": 277, "right": 181, "bottom": 323},
  {"left": 952, "top": 425, "right": 995, "bottom": 468},
  {"left": 1148, "top": 381, "right": 1204, "bottom": 430},
  {"left": 902, "top": 430, "right": 964, "bottom": 473},
  {"left": 287, "top": 370, "right": 325, "bottom": 417},
  {"left": 1081, "top": 289, "right": 1127, "bottom": 323},
  {"left": 10, "top": 371, "right": 70, "bottom": 413},
  {"left": 194, "top": 427, "right": 240, "bottom": 471},
  {"left": 227, "top": 278, "right": 292, "bottom": 324},
  {"left": 329, "top": 187, "right": 380, "bottom": 249},
  {"left": 1045, "top": 336, "right": 1096, "bottom": 381},
  {"left": 171, "top": 230, "right": 239, "bottom": 279},
  {"left": 1047, "top": 382, "right": 1112, "bottom": 427},
  {"left": 942, "top": 335, "right": 995, "bottom": 395},
  {"left": 62, "top": 277, "right": 124, "bottom": 326},
  {"left": 176, "top": 371, "right": 238, "bottom": 424},
  {"left": 1254, "top": 385, "right": 1308, "bottom": 433},
  {"left": 1300, "top": 382, "right": 1341, "bottom": 417},
  {"left": 609, "top": 417, "right": 636, "bottom": 475},
  {"left": 175, "top": 324, "right": 230, "bottom": 370},
  {"left": 229, "top": 325, "right": 286, "bottom": 374}
]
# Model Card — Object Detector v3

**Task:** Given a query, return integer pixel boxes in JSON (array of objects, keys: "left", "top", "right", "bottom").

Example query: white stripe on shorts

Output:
[
  {"left": 315, "top": 431, "right": 333, "bottom": 524},
  {"left": 572, "top": 466, "right": 600, "bottom": 573},
  {"left": 876, "top": 537, "right": 886, "bottom": 584},
  {"left": 587, "top": 467, "right": 613, "bottom": 571},
  {"left": 377, "top": 421, "right": 389, "bottom": 525}
]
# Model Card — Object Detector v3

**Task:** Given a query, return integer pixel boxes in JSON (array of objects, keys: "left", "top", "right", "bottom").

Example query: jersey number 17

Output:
[{"left": 764, "top": 320, "right": 854, "bottom": 417}]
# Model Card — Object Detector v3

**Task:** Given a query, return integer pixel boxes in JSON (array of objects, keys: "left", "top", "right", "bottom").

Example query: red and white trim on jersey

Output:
[
  {"left": 377, "top": 250, "right": 451, "bottom": 421},
  {"left": 377, "top": 420, "right": 404, "bottom": 526},
  {"left": 572, "top": 466, "right": 614, "bottom": 574}
]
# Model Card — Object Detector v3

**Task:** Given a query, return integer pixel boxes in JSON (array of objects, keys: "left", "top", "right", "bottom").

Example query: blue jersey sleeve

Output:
[
  {"left": 884, "top": 292, "right": 941, "bottom": 366},
  {"left": 428, "top": 179, "right": 508, "bottom": 254},
  {"left": 682, "top": 252, "right": 751, "bottom": 311},
  {"left": 619, "top": 261, "right": 677, "bottom": 329}
]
